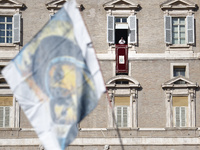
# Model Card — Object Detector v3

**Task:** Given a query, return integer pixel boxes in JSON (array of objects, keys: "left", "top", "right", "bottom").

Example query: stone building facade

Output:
[{"left": 0, "top": 0, "right": 200, "bottom": 149}]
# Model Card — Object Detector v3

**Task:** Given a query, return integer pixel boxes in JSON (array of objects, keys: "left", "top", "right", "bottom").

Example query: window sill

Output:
[
  {"left": 165, "top": 127, "right": 198, "bottom": 131},
  {"left": 0, "top": 43, "right": 16, "bottom": 47},
  {"left": 107, "top": 127, "right": 139, "bottom": 131},
  {"left": 168, "top": 44, "right": 190, "bottom": 48}
]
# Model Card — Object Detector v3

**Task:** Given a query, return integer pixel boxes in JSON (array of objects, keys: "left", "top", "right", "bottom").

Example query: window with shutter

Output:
[
  {"left": 0, "top": 97, "right": 13, "bottom": 128},
  {"left": 115, "top": 97, "right": 130, "bottom": 127},
  {"left": 173, "top": 96, "right": 188, "bottom": 127},
  {"left": 0, "top": 13, "right": 21, "bottom": 44},
  {"left": 115, "top": 106, "right": 129, "bottom": 127},
  {"left": 161, "top": 0, "right": 197, "bottom": 48},
  {"left": 0, "top": 106, "right": 10, "bottom": 127}
]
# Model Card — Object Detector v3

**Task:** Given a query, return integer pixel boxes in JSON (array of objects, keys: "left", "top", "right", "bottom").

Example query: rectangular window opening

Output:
[
  {"left": 172, "top": 17, "right": 186, "bottom": 45},
  {"left": 173, "top": 66, "right": 186, "bottom": 77},
  {"left": 0, "top": 16, "right": 12, "bottom": 43},
  {"left": 115, "top": 97, "right": 130, "bottom": 128}
]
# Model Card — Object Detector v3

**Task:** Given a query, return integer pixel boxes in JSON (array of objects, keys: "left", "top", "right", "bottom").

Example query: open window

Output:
[
  {"left": 104, "top": 0, "right": 139, "bottom": 46},
  {"left": 162, "top": 76, "right": 198, "bottom": 128},
  {"left": 106, "top": 75, "right": 140, "bottom": 128}
]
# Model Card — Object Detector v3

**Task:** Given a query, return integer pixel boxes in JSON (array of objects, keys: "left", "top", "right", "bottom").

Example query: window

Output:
[
  {"left": 103, "top": 0, "right": 139, "bottom": 46},
  {"left": 171, "top": 63, "right": 189, "bottom": 79},
  {"left": 172, "top": 17, "right": 186, "bottom": 44},
  {"left": 0, "top": 97, "right": 13, "bottom": 127},
  {"left": 162, "top": 76, "right": 198, "bottom": 128},
  {"left": 106, "top": 76, "right": 140, "bottom": 128},
  {"left": 115, "top": 97, "right": 130, "bottom": 127},
  {"left": 0, "top": 16, "right": 12, "bottom": 43},
  {"left": 165, "top": 15, "right": 194, "bottom": 45},
  {"left": 0, "top": 0, "right": 24, "bottom": 45},
  {"left": 161, "top": 0, "right": 197, "bottom": 51},
  {"left": 107, "top": 15, "right": 136, "bottom": 45},
  {"left": 173, "top": 66, "right": 186, "bottom": 77},
  {"left": 173, "top": 96, "right": 188, "bottom": 127}
]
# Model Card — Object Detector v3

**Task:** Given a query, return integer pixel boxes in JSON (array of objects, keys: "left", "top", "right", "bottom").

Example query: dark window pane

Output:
[
  {"left": 0, "top": 38, "right": 5, "bottom": 43},
  {"left": 7, "top": 17, "right": 12, "bottom": 22},
  {"left": 115, "top": 18, "right": 120, "bottom": 23},
  {"left": 0, "top": 24, "right": 5, "bottom": 30},
  {"left": 174, "top": 67, "right": 185, "bottom": 77},
  {"left": 6, "top": 38, "right": 12, "bottom": 43},
  {"left": 6, "top": 24, "right": 12, "bottom": 30},
  {"left": 122, "top": 18, "right": 127, "bottom": 23},
  {"left": 7, "top": 31, "right": 12, "bottom": 36},
  {"left": 0, "top": 17, "right": 5, "bottom": 22},
  {"left": 0, "top": 31, "right": 5, "bottom": 36}
]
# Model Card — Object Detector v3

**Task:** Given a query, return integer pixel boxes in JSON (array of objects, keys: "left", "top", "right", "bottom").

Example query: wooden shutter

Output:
[
  {"left": 0, "top": 107, "right": 10, "bottom": 127},
  {"left": 181, "top": 107, "right": 186, "bottom": 127},
  {"left": 116, "top": 107, "right": 122, "bottom": 127},
  {"left": 175, "top": 107, "right": 180, "bottom": 127},
  {"left": 187, "top": 15, "right": 194, "bottom": 44},
  {"left": 164, "top": 16, "right": 172, "bottom": 44},
  {"left": 128, "top": 15, "right": 137, "bottom": 44},
  {"left": 107, "top": 15, "right": 115, "bottom": 43},
  {"left": 123, "top": 107, "right": 128, "bottom": 127},
  {"left": 13, "top": 13, "right": 21, "bottom": 43},
  {"left": 0, "top": 107, "right": 3, "bottom": 127}
]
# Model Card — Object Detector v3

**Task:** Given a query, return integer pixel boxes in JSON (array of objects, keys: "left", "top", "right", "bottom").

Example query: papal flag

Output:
[{"left": 2, "top": 0, "right": 105, "bottom": 149}]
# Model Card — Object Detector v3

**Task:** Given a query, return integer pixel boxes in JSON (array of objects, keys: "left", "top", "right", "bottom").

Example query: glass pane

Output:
[
  {"left": 172, "top": 18, "right": 178, "bottom": 25},
  {"left": 115, "top": 18, "right": 120, "bottom": 23},
  {"left": 122, "top": 18, "right": 127, "bottom": 23},
  {"left": 0, "top": 24, "right": 5, "bottom": 30},
  {"left": 172, "top": 38, "right": 178, "bottom": 44},
  {"left": 180, "top": 39, "right": 185, "bottom": 44},
  {"left": 173, "top": 26, "right": 178, "bottom": 32},
  {"left": 7, "top": 17, "right": 12, "bottom": 22},
  {"left": 7, "top": 31, "right": 12, "bottom": 36},
  {"left": 6, "top": 24, "right": 12, "bottom": 30},
  {"left": 180, "top": 25, "right": 185, "bottom": 32},
  {"left": 6, "top": 38, "right": 12, "bottom": 43},
  {"left": 179, "top": 18, "right": 185, "bottom": 24},
  {"left": 0, "top": 17, "right": 5, "bottom": 22},
  {"left": 0, "top": 38, "right": 5, "bottom": 43},
  {"left": 180, "top": 32, "right": 185, "bottom": 38},
  {"left": 173, "top": 32, "right": 178, "bottom": 38},
  {"left": 0, "top": 31, "right": 5, "bottom": 36}
]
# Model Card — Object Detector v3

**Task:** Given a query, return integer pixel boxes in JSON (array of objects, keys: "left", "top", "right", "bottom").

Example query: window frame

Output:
[
  {"left": 162, "top": 77, "right": 197, "bottom": 128},
  {"left": 0, "top": 96, "right": 15, "bottom": 128},
  {"left": 0, "top": 16, "right": 13, "bottom": 44},
  {"left": 106, "top": 76, "right": 140, "bottom": 129},
  {"left": 172, "top": 17, "right": 186, "bottom": 45},
  {"left": 170, "top": 63, "right": 189, "bottom": 79}
]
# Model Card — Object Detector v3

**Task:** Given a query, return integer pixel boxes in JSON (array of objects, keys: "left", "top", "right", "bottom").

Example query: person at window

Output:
[{"left": 118, "top": 37, "right": 125, "bottom": 44}]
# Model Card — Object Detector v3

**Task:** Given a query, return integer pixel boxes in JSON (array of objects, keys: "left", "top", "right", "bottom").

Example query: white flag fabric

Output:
[{"left": 2, "top": 0, "right": 105, "bottom": 149}]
